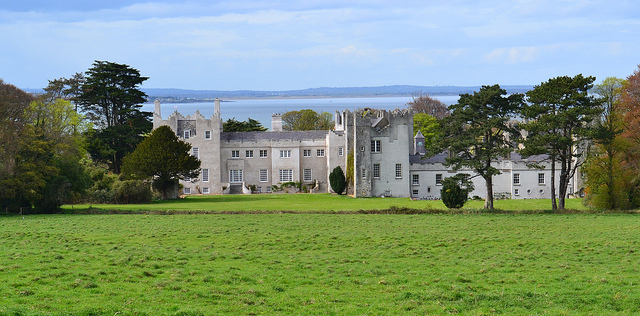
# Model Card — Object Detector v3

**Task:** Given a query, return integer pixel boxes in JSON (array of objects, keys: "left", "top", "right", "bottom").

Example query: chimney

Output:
[
  {"left": 154, "top": 99, "right": 161, "bottom": 118},
  {"left": 214, "top": 98, "right": 220, "bottom": 116},
  {"left": 271, "top": 113, "right": 283, "bottom": 131}
]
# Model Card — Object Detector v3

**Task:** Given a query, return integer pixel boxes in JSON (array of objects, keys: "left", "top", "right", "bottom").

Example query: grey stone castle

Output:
[{"left": 153, "top": 99, "right": 578, "bottom": 200}]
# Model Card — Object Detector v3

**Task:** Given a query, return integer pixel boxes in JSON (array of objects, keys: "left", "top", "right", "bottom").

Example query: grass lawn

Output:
[
  {"left": 62, "top": 194, "right": 590, "bottom": 213},
  {"left": 1, "top": 213, "right": 638, "bottom": 315}
]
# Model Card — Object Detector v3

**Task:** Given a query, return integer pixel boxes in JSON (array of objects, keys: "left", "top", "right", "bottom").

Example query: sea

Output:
[{"left": 142, "top": 95, "right": 459, "bottom": 130}]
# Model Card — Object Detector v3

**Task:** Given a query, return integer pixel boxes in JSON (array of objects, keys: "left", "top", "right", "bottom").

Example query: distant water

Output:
[{"left": 143, "top": 96, "right": 459, "bottom": 130}]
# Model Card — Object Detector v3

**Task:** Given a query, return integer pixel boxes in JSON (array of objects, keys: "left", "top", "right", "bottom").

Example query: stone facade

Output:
[{"left": 153, "top": 100, "right": 579, "bottom": 199}]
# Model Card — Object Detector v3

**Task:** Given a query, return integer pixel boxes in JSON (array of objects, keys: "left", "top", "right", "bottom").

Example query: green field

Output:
[
  {"left": 2, "top": 212, "right": 639, "bottom": 315},
  {"left": 62, "top": 194, "right": 589, "bottom": 213}
]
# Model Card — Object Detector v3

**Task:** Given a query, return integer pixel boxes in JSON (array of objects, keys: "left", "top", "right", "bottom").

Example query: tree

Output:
[
  {"left": 618, "top": 65, "right": 640, "bottom": 208},
  {"left": 0, "top": 79, "right": 35, "bottom": 176},
  {"left": 520, "top": 74, "right": 602, "bottom": 210},
  {"left": 329, "top": 166, "right": 346, "bottom": 195},
  {"left": 583, "top": 77, "right": 629, "bottom": 209},
  {"left": 438, "top": 85, "right": 522, "bottom": 209},
  {"left": 121, "top": 126, "right": 201, "bottom": 200},
  {"left": 282, "top": 109, "right": 333, "bottom": 131},
  {"left": 620, "top": 65, "right": 640, "bottom": 170},
  {"left": 43, "top": 72, "right": 85, "bottom": 109},
  {"left": 223, "top": 117, "right": 267, "bottom": 132},
  {"left": 24, "top": 98, "right": 91, "bottom": 211},
  {"left": 413, "top": 113, "right": 441, "bottom": 153},
  {"left": 78, "top": 61, "right": 152, "bottom": 173},
  {"left": 407, "top": 93, "right": 450, "bottom": 119}
]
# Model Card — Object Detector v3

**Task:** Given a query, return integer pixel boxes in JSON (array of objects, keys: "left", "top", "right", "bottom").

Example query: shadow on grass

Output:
[
  {"left": 151, "top": 195, "right": 276, "bottom": 204},
  {"left": 65, "top": 205, "right": 638, "bottom": 215}
]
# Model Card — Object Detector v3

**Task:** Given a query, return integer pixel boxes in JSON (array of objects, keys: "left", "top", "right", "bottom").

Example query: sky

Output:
[{"left": 1, "top": 0, "right": 639, "bottom": 91}]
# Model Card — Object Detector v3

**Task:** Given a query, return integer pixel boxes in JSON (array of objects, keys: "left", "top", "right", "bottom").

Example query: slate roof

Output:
[
  {"left": 410, "top": 151, "right": 550, "bottom": 164},
  {"left": 221, "top": 130, "right": 329, "bottom": 141}
]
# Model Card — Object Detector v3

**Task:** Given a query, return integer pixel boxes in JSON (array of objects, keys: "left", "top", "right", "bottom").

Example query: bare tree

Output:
[{"left": 407, "top": 93, "right": 450, "bottom": 119}]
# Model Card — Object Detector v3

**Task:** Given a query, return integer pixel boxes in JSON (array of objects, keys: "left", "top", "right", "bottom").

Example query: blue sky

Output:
[{"left": 1, "top": 0, "right": 639, "bottom": 90}]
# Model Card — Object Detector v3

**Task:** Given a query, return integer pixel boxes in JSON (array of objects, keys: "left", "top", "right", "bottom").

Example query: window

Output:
[
  {"left": 317, "top": 149, "right": 325, "bottom": 157},
  {"left": 184, "top": 176, "right": 191, "bottom": 182},
  {"left": 280, "top": 150, "right": 291, "bottom": 158},
  {"left": 361, "top": 168, "right": 366, "bottom": 179},
  {"left": 266, "top": 186, "right": 272, "bottom": 193},
  {"left": 205, "top": 131, "right": 211, "bottom": 140},
  {"left": 183, "top": 187, "right": 191, "bottom": 194},
  {"left": 395, "top": 164, "right": 402, "bottom": 179},
  {"left": 303, "top": 149, "right": 311, "bottom": 157},
  {"left": 303, "top": 169, "right": 312, "bottom": 182},
  {"left": 338, "top": 147, "right": 344, "bottom": 156},
  {"left": 259, "top": 169, "right": 268, "bottom": 182},
  {"left": 373, "top": 164, "right": 380, "bottom": 178},
  {"left": 202, "top": 187, "right": 210, "bottom": 194},
  {"left": 412, "top": 189, "right": 419, "bottom": 196},
  {"left": 371, "top": 140, "right": 381, "bottom": 153},
  {"left": 246, "top": 150, "right": 253, "bottom": 158},
  {"left": 435, "top": 174, "right": 443, "bottom": 185},
  {"left": 279, "top": 169, "right": 293, "bottom": 182},
  {"left": 514, "top": 189, "right": 519, "bottom": 196},
  {"left": 229, "top": 170, "right": 243, "bottom": 183},
  {"left": 260, "top": 150, "right": 268, "bottom": 158},
  {"left": 183, "top": 130, "right": 191, "bottom": 139},
  {"left": 192, "top": 147, "right": 199, "bottom": 159},
  {"left": 202, "top": 169, "right": 209, "bottom": 182},
  {"left": 231, "top": 150, "right": 240, "bottom": 158},
  {"left": 256, "top": 186, "right": 262, "bottom": 193},
  {"left": 538, "top": 173, "right": 545, "bottom": 184},
  {"left": 513, "top": 173, "right": 520, "bottom": 185},
  {"left": 412, "top": 174, "right": 419, "bottom": 185}
]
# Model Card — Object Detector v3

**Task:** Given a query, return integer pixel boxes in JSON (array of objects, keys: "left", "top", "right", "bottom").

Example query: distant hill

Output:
[
  {"left": 143, "top": 85, "right": 534, "bottom": 102},
  {"left": 23, "top": 85, "right": 534, "bottom": 101}
]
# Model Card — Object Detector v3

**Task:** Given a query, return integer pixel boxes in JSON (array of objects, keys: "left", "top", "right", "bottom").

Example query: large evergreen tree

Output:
[
  {"left": 223, "top": 117, "right": 268, "bottom": 132},
  {"left": 78, "top": 61, "right": 151, "bottom": 173},
  {"left": 520, "top": 74, "right": 602, "bottom": 210},
  {"left": 438, "top": 85, "right": 522, "bottom": 209},
  {"left": 121, "top": 126, "right": 201, "bottom": 200}
]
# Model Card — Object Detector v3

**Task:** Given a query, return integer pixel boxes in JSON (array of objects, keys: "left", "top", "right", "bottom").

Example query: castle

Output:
[{"left": 153, "top": 99, "right": 578, "bottom": 199}]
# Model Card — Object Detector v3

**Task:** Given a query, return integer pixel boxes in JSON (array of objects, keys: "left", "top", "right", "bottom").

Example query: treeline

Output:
[
  {"left": 2, "top": 60, "right": 640, "bottom": 213},
  {"left": 0, "top": 61, "right": 195, "bottom": 213},
  {"left": 408, "top": 67, "right": 640, "bottom": 211}
]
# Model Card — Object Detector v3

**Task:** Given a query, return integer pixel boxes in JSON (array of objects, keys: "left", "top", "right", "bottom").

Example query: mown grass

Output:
[
  {"left": 62, "top": 194, "right": 589, "bottom": 213},
  {"left": 1, "top": 213, "right": 639, "bottom": 315}
]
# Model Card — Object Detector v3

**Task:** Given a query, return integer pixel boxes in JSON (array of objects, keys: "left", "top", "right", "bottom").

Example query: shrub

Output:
[
  {"left": 441, "top": 175, "right": 473, "bottom": 209},
  {"left": 113, "top": 180, "right": 152, "bottom": 204},
  {"left": 329, "top": 166, "right": 346, "bottom": 195}
]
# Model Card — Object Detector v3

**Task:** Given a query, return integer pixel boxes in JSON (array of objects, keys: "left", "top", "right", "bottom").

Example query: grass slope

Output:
[
  {"left": 1, "top": 213, "right": 638, "bottom": 315},
  {"left": 62, "top": 194, "right": 589, "bottom": 212}
]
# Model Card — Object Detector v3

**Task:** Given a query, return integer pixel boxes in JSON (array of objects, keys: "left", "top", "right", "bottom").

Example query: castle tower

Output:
[{"left": 414, "top": 130, "right": 426, "bottom": 155}]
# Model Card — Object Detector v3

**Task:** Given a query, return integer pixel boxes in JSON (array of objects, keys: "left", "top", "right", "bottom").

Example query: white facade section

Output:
[{"left": 153, "top": 99, "right": 579, "bottom": 199}]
